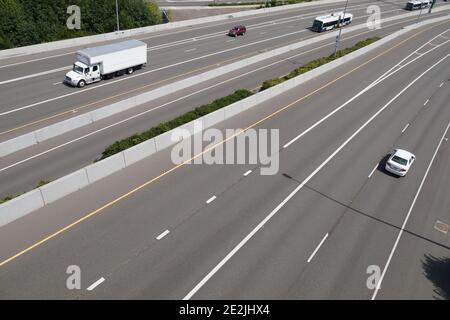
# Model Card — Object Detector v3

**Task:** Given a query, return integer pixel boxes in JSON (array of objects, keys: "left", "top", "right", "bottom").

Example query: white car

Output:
[{"left": 385, "top": 149, "right": 416, "bottom": 176}]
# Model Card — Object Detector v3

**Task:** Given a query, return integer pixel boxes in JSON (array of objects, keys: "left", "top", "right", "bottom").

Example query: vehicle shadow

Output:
[{"left": 422, "top": 254, "right": 450, "bottom": 300}]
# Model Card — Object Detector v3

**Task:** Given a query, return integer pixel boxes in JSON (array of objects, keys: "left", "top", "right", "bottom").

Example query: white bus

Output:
[
  {"left": 406, "top": 0, "right": 430, "bottom": 10},
  {"left": 311, "top": 12, "right": 353, "bottom": 32}
]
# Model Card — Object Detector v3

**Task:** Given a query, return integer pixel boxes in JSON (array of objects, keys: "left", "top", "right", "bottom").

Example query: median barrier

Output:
[
  {"left": 39, "top": 169, "right": 89, "bottom": 205},
  {"left": 0, "top": 189, "right": 44, "bottom": 228},
  {"left": 203, "top": 109, "right": 226, "bottom": 128},
  {"left": 0, "top": 132, "right": 37, "bottom": 158},
  {"left": 85, "top": 153, "right": 126, "bottom": 184},
  {"left": 4, "top": 9, "right": 448, "bottom": 158},
  {"left": 123, "top": 138, "right": 157, "bottom": 166},
  {"left": 90, "top": 97, "right": 137, "bottom": 122},
  {"left": 34, "top": 113, "right": 93, "bottom": 142},
  {"left": 1, "top": 14, "right": 449, "bottom": 228}
]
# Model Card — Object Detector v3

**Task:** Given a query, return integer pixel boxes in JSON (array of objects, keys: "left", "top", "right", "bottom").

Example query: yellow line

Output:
[
  {"left": 0, "top": 46, "right": 275, "bottom": 138},
  {"left": 0, "top": 21, "right": 446, "bottom": 268}
]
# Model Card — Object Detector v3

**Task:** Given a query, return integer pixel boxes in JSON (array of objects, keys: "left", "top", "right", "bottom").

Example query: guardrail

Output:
[{"left": 0, "top": 14, "right": 448, "bottom": 228}]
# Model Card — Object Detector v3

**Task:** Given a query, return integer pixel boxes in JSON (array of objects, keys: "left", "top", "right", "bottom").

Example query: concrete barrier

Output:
[
  {"left": 155, "top": 130, "right": 181, "bottom": 152},
  {"left": 85, "top": 153, "right": 126, "bottom": 184},
  {"left": 35, "top": 113, "right": 93, "bottom": 142},
  {"left": 1, "top": 14, "right": 449, "bottom": 228},
  {"left": 39, "top": 169, "right": 89, "bottom": 205},
  {"left": 224, "top": 101, "right": 244, "bottom": 119},
  {"left": 123, "top": 138, "right": 157, "bottom": 166},
  {"left": 90, "top": 97, "right": 137, "bottom": 122},
  {"left": 0, "top": 0, "right": 346, "bottom": 59},
  {"left": 203, "top": 109, "right": 226, "bottom": 129},
  {"left": 0, "top": 189, "right": 44, "bottom": 228},
  {"left": 2, "top": 9, "right": 448, "bottom": 158},
  {"left": 0, "top": 132, "right": 37, "bottom": 158}
]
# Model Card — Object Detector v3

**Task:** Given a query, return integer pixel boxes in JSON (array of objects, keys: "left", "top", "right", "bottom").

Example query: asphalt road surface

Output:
[
  {"left": 0, "top": 0, "right": 415, "bottom": 136},
  {"left": 0, "top": 18, "right": 448, "bottom": 299},
  {"left": 0, "top": 1, "right": 448, "bottom": 199}
]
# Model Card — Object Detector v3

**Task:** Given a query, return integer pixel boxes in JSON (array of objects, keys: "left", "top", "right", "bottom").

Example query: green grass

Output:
[
  {"left": 98, "top": 89, "right": 253, "bottom": 161},
  {"left": 0, "top": 180, "right": 50, "bottom": 204},
  {"left": 260, "top": 37, "right": 381, "bottom": 91}
]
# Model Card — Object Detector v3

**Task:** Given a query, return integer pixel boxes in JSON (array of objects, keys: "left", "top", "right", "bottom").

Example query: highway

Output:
[
  {"left": 156, "top": 0, "right": 264, "bottom": 7},
  {"left": 0, "top": 18, "right": 448, "bottom": 299},
  {"left": 0, "top": 0, "right": 414, "bottom": 137},
  {"left": 0, "top": 2, "right": 448, "bottom": 200}
]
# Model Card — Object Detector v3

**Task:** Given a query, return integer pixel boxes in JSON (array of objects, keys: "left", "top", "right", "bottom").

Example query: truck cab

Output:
[{"left": 64, "top": 61, "right": 101, "bottom": 88}]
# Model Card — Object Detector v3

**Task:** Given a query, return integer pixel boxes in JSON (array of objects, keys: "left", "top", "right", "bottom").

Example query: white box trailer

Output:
[{"left": 64, "top": 39, "right": 147, "bottom": 88}]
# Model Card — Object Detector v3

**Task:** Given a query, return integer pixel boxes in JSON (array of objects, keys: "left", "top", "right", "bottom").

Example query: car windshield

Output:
[
  {"left": 392, "top": 155, "right": 408, "bottom": 166},
  {"left": 73, "top": 65, "right": 84, "bottom": 74}
]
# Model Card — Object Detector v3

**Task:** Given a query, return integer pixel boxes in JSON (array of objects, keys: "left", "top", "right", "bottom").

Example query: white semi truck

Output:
[{"left": 64, "top": 39, "right": 147, "bottom": 88}]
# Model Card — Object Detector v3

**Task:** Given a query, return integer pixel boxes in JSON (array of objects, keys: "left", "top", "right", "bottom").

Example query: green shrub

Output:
[
  {"left": 98, "top": 89, "right": 253, "bottom": 160},
  {"left": 0, "top": 195, "right": 14, "bottom": 204},
  {"left": 0, "top": 179, "right": 51, "bottom": 204},
  {"left": 260, "top": 37, "right": 381, "bottom": 91},
  {"left": 0, "top": 0, "right": 162, "bottom": 49}
]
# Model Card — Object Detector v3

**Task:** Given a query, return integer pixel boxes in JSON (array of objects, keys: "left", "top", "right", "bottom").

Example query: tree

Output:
[{"left": 0, "top": 0, "right": 163, "bottom": 49}]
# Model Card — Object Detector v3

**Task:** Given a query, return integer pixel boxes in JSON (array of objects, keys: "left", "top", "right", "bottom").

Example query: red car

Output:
[{"left": 228, "top": 25, "right": 246, "bottom": 37}]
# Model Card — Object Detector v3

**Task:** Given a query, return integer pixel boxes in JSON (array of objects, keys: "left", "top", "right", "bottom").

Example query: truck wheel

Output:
[
  {"left": 78, "top": 80, "right": 86, "bottom": 88},
  {"left": 127, "top": 67, "right": 134, "bottom": 75}
]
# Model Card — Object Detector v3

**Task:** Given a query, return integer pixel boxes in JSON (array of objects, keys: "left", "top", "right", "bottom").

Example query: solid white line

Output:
[
  {"left": 260, "top": 32, "right": 267, "bottom": 35},
  {"left": 0, "top": 1, "right": 418, "bottom": 71},
  {"left": 156, "top": 230, "right": 170, "bottom": 240},
  {"left": 401, "top": 123, "right": 410, "bottom": 133},
  {"left": 243, "top": 170, "right": 252, "bottom": 176},
  {"left": 0, "top": 6, "right": 419, "bottom": 115},
  {"left": 307, "top": 233, "right": 329, "bottom": 263},
  {"left": 206, "top": 196, "right": 217, "bottom": 204},
  {"left": 0, "top": 51, "right": 75, "bottom": 69},
  {"left": 370, "top": 29, "right": 450, "bottom": 86},
  {"left": 372, "top": 122, "right": 450, "bottom": 300},
  {"left": 0, "top": 12, "right": 301, "bottom": 68},
  {"left": 2, "top": 18, "right": 443, "bottom": 167},
  {"left": 0, "top": 28, "right": 310, "bottom": 117},
  {"left": 87, "top": 277, "right": 105, "bottom": 291},
  {"left": 183, "top": 54, "right": 449, "bottom": 301},
  {"left": 0, "top": 66, "right": 71, "bottom": 85},
  {"left": 282, "top": 35, "right": 450, "bottom": 149},
  {"left": 423, "top": 99, "right": 429, "bottom": 106},
  {"left": 184, "top": 48, "right": 196, "bottom": 53},
  {"left": 0, "top": 50, "right": 312, "bottom": 172},
  {"left": 368, "top": 163, "right": 378, "bottom": 178},
  {"left": 439, "top": 82, "right": 444, "bottom": 87},
  {"left": 147, "top": 15, "right": 306, "bottom": 51}
]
